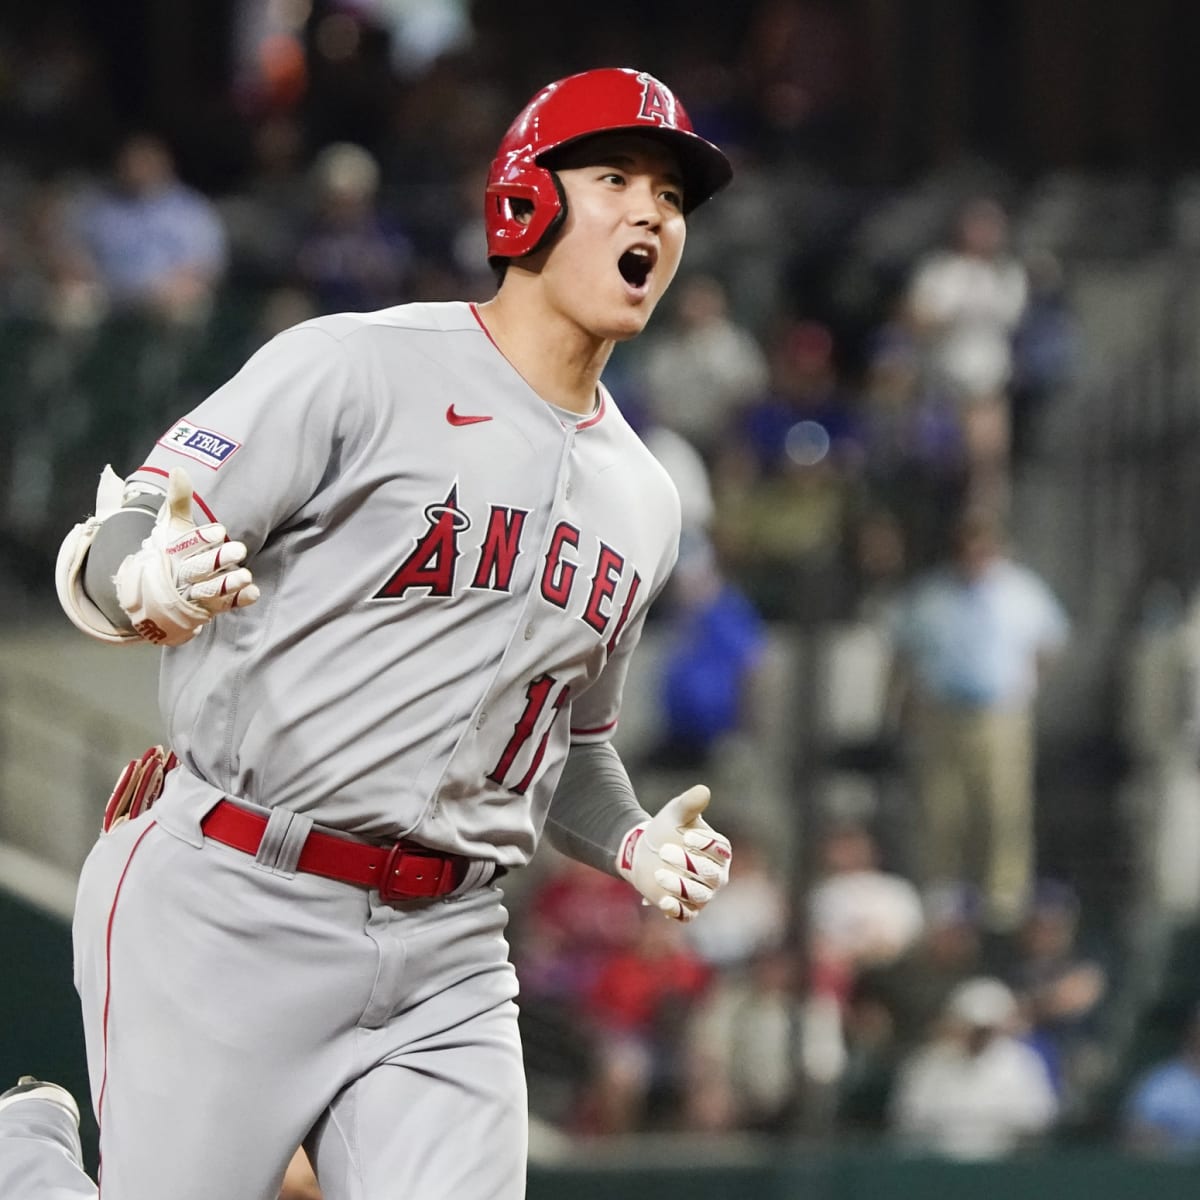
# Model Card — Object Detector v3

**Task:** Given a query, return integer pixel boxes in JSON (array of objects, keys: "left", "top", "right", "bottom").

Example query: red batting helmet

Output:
[{"left": 485, "top": 67, "right": 733, "bottom": 264}]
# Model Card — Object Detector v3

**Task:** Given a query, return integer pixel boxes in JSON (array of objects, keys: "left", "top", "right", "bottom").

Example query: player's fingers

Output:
[
  {"left": 655, "top": 894, "right": 700, "bottom": 923},
  {"left": 232, "top": 583, "right": 261, "bottom": 609},
  {"left": 654, "top": 868, "right": 715, "bottom": 907},
  {"left": 187, "top": 568, "right": 256, "bottom": 609},
  {"left": 682, "top": 827, "right": 733, "bottom": 865},
  {"left": 659, "top": 841, "right": 726, "bottom": 885},
  {"left": 175, "top": 539, "right": 247, "bottom": 584},
  {"left": 214, "top": 580, "right": 260, "bottom": 613}
]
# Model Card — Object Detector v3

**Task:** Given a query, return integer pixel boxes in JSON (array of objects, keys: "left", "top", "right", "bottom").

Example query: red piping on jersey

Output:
[
  {"left": 469, "top": 302, "right": 501, "bottom": 351},
  {"left": 136, "top": 465, "right": 218, "bottom": 523},
  {"left": 570, "top": 719, "right": 618, "bottom": 737},
  {"left": 576, "top": 390, "right": 607, "bottom": 430},
  {"left": 96, "top": 820, "right": 157, "bottom": 1196},
  {"left": 469, "top": 303, "right": 607, "bottom": 429}
]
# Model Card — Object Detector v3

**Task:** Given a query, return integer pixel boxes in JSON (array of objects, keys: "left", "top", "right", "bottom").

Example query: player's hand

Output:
[
  {"left": 114, "top": 467, "right": 260, "bottom": 646},
  {"left": 616, "top": 785, "right": 732, "bottom": 922}
]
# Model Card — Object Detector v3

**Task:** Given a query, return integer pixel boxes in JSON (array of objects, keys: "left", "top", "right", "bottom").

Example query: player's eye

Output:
[
  {"left": 600, "top": 171, "right": 626, "bottom": 186},
  {"left": 661, "top": 187, "right": 684, "bottom": 210}
]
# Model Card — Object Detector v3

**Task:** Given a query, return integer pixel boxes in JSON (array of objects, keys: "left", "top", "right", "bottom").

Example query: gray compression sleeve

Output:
[
  {"left": 82, "top": 505, "right": 159, "bottom": 629},
  {"left": 545, "top": 741, "right": 651, "bottom": 877}
]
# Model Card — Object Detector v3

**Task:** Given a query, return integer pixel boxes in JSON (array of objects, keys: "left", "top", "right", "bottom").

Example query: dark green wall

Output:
[
  {"left": 0, "top": 890, "right": 97, "bottom": 1170},
  {"left": 528, "top": 1150, "right": 1200, "bottom": 1200}
]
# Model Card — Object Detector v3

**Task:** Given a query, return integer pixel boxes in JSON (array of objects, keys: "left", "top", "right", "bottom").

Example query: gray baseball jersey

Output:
[{"left": 130, "top": 299, "right": 680, "bottom": 862}]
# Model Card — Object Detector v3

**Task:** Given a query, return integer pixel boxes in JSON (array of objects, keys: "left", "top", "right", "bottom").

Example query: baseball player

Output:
[{"left": 46, "top": 67, "right": 735, "bottom": 1200}]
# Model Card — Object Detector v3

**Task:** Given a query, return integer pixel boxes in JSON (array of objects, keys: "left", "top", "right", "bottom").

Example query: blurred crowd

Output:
[
  {"left": 4, "top": 0, "right": 1200, "bottom": 1165},
  {"left": 0, "top": 0, "right": 1086, "bottom": 571}
]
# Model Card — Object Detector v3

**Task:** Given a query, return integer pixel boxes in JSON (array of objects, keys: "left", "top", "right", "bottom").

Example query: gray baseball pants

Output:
[
  {"left": 0, "top": 1095, "right": 92, "bottom": 1199},
  {"left": 70, "top": 781, "right": 526, "bottom": 1200}
]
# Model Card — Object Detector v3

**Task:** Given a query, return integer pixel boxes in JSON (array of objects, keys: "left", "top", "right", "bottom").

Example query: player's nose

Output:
[{"left": 624, "top": 178, "right": 664, "bottom": 229}]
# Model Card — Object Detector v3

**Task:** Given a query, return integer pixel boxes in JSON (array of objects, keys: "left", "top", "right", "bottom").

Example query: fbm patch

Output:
[{"left": 158, "top": 420, "right": 241, "bottom": 470}]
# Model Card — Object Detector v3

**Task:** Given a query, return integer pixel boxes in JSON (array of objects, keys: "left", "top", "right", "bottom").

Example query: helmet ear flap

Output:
[{"left": 486, "top": 169, "right": 568, "bottom": 267}]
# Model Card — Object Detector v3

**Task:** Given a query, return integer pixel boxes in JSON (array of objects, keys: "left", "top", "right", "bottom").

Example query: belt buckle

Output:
[{"left": 379, "top": 843, "right": 449, "bottom": 901}]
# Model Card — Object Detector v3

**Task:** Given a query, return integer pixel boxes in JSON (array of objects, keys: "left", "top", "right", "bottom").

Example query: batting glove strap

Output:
[
  {"left": 616, "top": 784, "right": 732, "bottom": 922},
  {"left": 55, "top": 465, "right": 142, "bottom": 645}
]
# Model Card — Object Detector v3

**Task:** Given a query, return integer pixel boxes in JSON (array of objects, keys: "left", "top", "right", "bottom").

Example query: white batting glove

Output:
[
  {"left": 114, "top": 467, "right": 260, "bottom": 646},
  {"left": 616, "top": 785, "right": 732, "bottom": 922}
]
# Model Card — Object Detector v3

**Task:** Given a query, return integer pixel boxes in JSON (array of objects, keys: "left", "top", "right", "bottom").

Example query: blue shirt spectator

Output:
[
  {"left": 890, "top": 534, "right": 1069, "bottom": 710},
  {"left": 646, "top": 535, "right": 768, "bottom": 770},
  {"left": 69, "top": 133, "right": 227, "bottom": 322},
  {"left": 885, "top": 509, "right": 1070, "bottom": 929},
  {"left": 1123, "top": 1005, "right": 1200, "bottom": 1157}
]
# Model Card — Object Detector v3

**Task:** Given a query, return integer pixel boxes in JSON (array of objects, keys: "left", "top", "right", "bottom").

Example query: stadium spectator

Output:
[
  {"left": 508, "top": 852, "right": 647, "bottom": 1129},
  {"left": 218, "top": 114, "right": 311, "bottom": 293},
  {"left": 843, "top": 505, "right": 909, "bottom": 625},
  {"left": 855, "top": 323, "right": 968, "bottom": 573},
  {"left": 512, "top": 853, "right": 643, "bottom": 1013},
  {"left": 721, "top": 318, "right": 862, "bottom": 479},
  {"left": 714, "top": 319, "right": 864, "bottom": 621},
  {"left": 682, "top": 941, "right": 806, "bottom": 1134},
  {"left": 807, "top": 820, "right": 926, "bottom": 1012},
  {"left": 1008, "top": 248, "right": 1080, "bottom": 464},
  {"left": 1000, "top": 879, "right": 1109, "bottom": 1103},
  {"left": 855, "top": 882, "right": 990, "bottom": 1055},
  {"left": 294, "top": 141, "right": 414, "bottom": 314},
  {"left": 1121, "top": 1002, "right": 1200, "bottom": 1157},
  {"left": 642, "top": 533, "right": 769, "bottom": 773},
  {"left": 64, "top": 132, "right": 228, "bottom": 326},
  {"left": 736, "top": 0, "right": 862, "bottom": 169},
  {"left": 0, "top": 9, "right": 118, "bottom": 174},
  {"left": 576, "top": 907, "right": 713, "bottom": 1136},
  {"left": 904, "top": 195, "right": 1028, "bottom": 511},
  {"left": 888, "top": 976, "right": 1058, "bottom": 1158},
  {"left": 886, "top": 507, "right": 1070, "bottom": 931},
  {"left": 634, "top": 272, "right": 769, "bottom": 461}
]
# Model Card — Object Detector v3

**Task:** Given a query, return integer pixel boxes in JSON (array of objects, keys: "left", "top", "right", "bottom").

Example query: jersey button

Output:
[
  {"left": 565, "top": 481, "right": 573, "bottom": 499},
  {"left": 476, "top": 712, "right": 488, "bottom": 729},
  {"left": 524, "top": 624, "right": 534, "bottom": 640}
]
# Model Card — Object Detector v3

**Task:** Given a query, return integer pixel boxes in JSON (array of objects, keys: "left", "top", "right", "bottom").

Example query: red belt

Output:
[{"left": 200, "top": 800, "right": 473, "bottom": 901}]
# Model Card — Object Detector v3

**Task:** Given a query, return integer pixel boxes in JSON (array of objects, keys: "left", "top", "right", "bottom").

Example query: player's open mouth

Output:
[{"left": 617, "top": 245, "right": 656, "bottom": 294}]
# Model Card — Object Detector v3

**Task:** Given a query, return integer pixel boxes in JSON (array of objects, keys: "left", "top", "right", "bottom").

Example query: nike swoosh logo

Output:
[{"left": 446, "top": 404, "right": 493, "bottom": 426}]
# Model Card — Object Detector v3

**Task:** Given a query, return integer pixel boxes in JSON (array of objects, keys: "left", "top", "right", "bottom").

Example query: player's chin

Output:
[{"left": 605, "top": 298, "right": 661, "bottom": 341}]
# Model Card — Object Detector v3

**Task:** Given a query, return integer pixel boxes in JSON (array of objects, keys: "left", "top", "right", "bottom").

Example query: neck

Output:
[{"left": 476, "top": 284, "right": 613, "bottom": 416}]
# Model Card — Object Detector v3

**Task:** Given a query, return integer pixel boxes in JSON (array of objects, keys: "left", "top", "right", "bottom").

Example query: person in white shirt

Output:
[
  {"left": 905, "top": 196, "right": 1028, "bottom": 509},
  {"left": 807, "top": 820, "right": 926, "bottom": 988},
  {"left": 889, "top": 976, "right": 1058, "bottom": 1159}
]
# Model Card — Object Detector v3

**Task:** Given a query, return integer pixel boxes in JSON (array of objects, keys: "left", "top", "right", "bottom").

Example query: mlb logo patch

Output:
[{"left": 158, "top": 420, "right": 241, "bottom": 470}]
